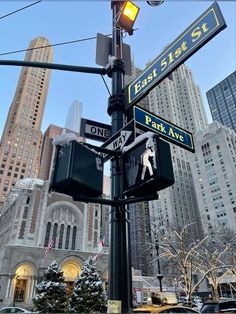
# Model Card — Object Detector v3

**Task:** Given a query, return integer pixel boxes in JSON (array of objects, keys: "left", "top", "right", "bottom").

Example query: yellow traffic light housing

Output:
[{"left": 117, "top": 1, "right": 140, "bottom": 35}]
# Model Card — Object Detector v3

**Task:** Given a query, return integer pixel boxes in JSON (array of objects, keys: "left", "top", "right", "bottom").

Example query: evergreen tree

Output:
[
  {"left": 69, "top": 257, "right": 107, "bottom": 313},
  {"left": 33, "top": 260, "right": 68, "bottom": 313}
]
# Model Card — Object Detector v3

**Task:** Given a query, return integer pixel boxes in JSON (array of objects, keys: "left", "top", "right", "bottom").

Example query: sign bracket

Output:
[
  {"left": 81, "top": 142, "right": 121, "bottom": 157},
  {"left": 72, "top": 191, "right": 158, "bottom": 205}
]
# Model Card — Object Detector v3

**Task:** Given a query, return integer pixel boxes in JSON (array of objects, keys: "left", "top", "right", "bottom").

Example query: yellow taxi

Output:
[{"left": 133, "top": 304, "right": 200, "bottom": 313}]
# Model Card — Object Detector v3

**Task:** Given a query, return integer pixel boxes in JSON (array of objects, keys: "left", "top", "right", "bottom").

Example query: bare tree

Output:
[
  {"left": 193, "top": 231, "right": 236, "bottom": 300},
  {"left": 156, "top": 223, "right": 236, "bottom": 302},
  {"left": 157, "top": 222, "right": 209, "bottom": 303}
]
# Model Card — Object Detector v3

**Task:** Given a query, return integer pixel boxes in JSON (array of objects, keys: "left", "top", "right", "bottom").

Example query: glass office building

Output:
[{"left": 207, "top": 71, "right": 236, "bottom": 132}]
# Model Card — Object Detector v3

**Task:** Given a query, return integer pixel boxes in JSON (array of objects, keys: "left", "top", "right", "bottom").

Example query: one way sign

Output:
[
  {"left": 105, "top": 130, "right": 132, "bottom": 150},
  {"left": 101, "top": 121, "right": 134, "bottom": 160}
]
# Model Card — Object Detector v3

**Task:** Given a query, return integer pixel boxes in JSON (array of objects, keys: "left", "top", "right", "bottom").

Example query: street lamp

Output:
[
  {"left": 155, "top": 239, "right": 163, "bottom": 292},
  {"left": 109, "top": 1, "right": 165, "bottom": 311},
  {"left": 116, "top": 1, "right": 140, "bottom": 35}
]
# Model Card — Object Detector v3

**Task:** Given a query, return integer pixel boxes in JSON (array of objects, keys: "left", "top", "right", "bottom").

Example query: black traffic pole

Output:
[
  {"left": 107, "top": 1, "right": 131, "bottom": 313},
  {"left": 155, "top": 239, "right": 163, "bottom": 292}
]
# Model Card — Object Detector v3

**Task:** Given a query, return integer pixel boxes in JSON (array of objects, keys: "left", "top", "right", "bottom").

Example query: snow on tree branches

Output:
[
  {"left": 33, "top": 260, "right": 68, "bottom": 313},
  {"left": 69, "top": 257, "right": 107, "bottom": 313}
]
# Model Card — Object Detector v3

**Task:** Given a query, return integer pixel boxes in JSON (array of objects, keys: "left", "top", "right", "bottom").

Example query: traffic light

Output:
[
  {"left": 50, "top": 140, "right": 104, "bottom": 198},
  {"left": 117, "top": 1, "right": 140, "bottom": 35},
  {"left": 123, "top": 134, "right": 174, "bottom": 197}
]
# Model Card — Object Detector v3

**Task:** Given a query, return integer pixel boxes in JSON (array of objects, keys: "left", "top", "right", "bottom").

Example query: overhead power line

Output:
[
  {"left": 0, "top": 35, "right": 113, "bottom": 57},
  {"left": 0, "top": 1, "right": 42, "bottom": 21}
]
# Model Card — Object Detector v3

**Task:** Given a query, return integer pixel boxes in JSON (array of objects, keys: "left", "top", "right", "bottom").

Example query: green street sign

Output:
[
  {"left": 133, "top": 106, "right": 195, "bottom": 153},
  {"left": 126, "top": 2, "right": 226, "bottom": 107}
]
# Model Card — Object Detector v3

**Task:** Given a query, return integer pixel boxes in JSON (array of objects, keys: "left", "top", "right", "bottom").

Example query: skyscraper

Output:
[
  {"left": 126, "top": 63, "right": 208, "bottom": 275},
  {"left": 0, "top": 37, "right": 53, "bottom": 207},
  {"left": 190, "top": 122, "right": 236, "bottom": 234},
  {"left": 125, "top": 61, "right": 152, "bottom": 275},
  {"left": 148, "top": 64, "right": 208, "bottom": 276},
  {"left": 65, "top": 100, "right": 83, "bottom": 133},
  {"left": 207, "top": 71, "right": 236, "bottom": 132}
]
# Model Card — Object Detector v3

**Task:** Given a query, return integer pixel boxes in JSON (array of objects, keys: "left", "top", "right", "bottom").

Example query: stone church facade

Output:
[{"left": 0, "top": 178, "right": 108, "bottom": 309}]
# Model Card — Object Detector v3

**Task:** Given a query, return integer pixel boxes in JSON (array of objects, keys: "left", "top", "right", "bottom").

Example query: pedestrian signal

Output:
[
  {"left": 123, "top": 134, "right": 174, "bottom": 197},
  {"left": 50, "top": 140, "right": 103, "bottom": 198}
]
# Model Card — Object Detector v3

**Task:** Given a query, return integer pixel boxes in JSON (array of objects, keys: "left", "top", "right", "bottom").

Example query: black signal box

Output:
[{"left": 50, "top": 140, "right": 103, "bottom": 198}]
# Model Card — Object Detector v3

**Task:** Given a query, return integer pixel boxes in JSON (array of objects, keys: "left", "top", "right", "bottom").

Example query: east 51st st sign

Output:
[{"left": 127, "top": 2, "right": 226, "bottom": 107}]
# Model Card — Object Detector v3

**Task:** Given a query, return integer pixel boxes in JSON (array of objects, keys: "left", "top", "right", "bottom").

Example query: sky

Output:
[{"left": 0, "top": 1, "right": 235, "bottom": 139}]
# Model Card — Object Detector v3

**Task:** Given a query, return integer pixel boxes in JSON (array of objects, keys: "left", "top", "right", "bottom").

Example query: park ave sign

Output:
[{"left": 133, "top": 106, "right": 194, "bottom": 152}]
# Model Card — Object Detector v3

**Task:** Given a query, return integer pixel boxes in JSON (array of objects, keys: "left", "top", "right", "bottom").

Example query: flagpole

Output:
[
  {"left": 44, "top": 228, "right": 61, "bottom": 259},
  {"left": 93, "top": 237, "right": 105, "bottom": 262}
]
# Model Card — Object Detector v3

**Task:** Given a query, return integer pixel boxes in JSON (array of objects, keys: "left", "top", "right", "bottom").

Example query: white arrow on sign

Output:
[{"left": 105, "top": 130, "right": 132, "bottom": 151}]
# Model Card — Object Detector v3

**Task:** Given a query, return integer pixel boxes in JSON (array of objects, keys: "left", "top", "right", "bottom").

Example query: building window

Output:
[
  {"left": 71, "top": 226, "right": 77, "bottom": 250},
  {"left": 65, "top": 226, "right": 71, "bottom": 249},
  {"left": 44, "top": 222, "right": 51, "bottom": 247},
  {"left": 52, "top": 223, "right": 58, "bottom": 248},
  {"left": 58, "top": 224, "right": 64, "bottom": 249}
]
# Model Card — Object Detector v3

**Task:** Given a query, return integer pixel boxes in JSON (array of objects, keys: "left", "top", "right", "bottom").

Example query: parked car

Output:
[
  {"left": 0, "top": 307, "right": 31, "bottom": 313},
  {"left": 133, "top": 304, "right": 200, "bottom": 313},
  {"left": 201, "top": 299, "right": 236, "bottom": 313},
  {"left": 192, "top": 297, "right": 203, "bottom": 311},
  {"left": 177, "top": 296, "right": 203, "bottom": 310}
]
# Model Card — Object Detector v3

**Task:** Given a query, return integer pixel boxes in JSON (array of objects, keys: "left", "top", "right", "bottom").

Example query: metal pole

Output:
[
  {"left": 0, "top": 59, "right": 106, "bottom": 75},
  {"left": 108, "top": 1, "right": 131, "bottom": 312},
  {"left": 155, "top": 240, "right": 163, "bottom": 292}
]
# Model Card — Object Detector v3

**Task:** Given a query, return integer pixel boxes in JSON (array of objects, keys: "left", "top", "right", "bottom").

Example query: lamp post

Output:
[
  {"left": 109, "top": 1, "right": 165, "bottom": 309},
  {"left": 108, "top": 2, "right": 131, "bottom": 312},
  {"left": 155, "top": 239, "right": 163, "bottom": 292}
]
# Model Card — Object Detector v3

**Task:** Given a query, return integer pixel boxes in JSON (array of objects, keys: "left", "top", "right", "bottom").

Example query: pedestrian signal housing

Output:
[
  {"left": 50, "top": 140, "right": 103, "bottom": 198},
  {"left": 123, "top": 135, "right": 174, "bottom": 197}
]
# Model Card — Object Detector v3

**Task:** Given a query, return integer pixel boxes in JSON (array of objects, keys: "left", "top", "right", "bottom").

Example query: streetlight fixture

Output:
[{"left": 116, "top": 1, "right": 140, "bottom": 35}]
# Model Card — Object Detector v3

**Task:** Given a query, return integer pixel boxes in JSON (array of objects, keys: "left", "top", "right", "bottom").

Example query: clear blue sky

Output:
[{"left": 0, "top": 1, "right": 235, "bottom": 138}]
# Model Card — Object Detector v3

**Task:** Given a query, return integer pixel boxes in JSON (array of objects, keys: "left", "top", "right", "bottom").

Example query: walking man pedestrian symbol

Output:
[{"left": 140, "top": 138, "right": 156, "bottom": 180}]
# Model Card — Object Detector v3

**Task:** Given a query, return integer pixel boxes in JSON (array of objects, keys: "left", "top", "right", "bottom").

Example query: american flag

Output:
[
  {"left": 44, "top": 230, "right": 60, "bottom": 259},
  {"left": 93, "top": 237, "right": 105, "bottom": 262}
]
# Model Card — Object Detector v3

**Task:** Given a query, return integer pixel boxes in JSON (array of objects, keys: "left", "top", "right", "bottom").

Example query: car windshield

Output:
[
  {"left": 220, "top": 301, "right": 236, "bottom": 311},
  {"left": 201, "top": 303, "right": 218, "bottom": 313}
]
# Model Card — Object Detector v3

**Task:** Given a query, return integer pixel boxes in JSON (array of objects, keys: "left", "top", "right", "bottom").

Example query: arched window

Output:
[
  {"left": 23, "top": 207, "right": 28, "bottom": 219},
  {"left": 44, "top": 222, "right": 51, "bottom": 247},
  {"left": 58, "top": 224, "right": 64, "bottom": 249},
  {"left": 52, "top": 223, "right": 58, "bottom": 248},
  {"left": 71, "top": 226, "right": 77, "bottom": 250},
  {"left": 65, "top": 225, "right": 71, "bottom": 249}
]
